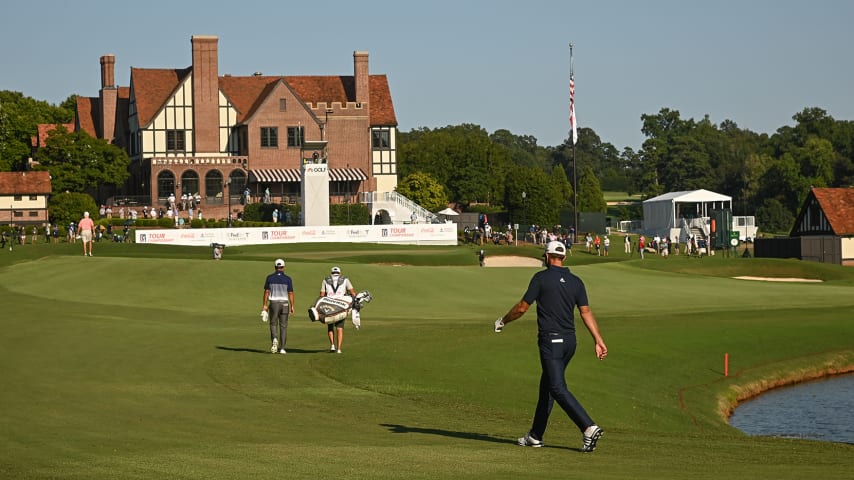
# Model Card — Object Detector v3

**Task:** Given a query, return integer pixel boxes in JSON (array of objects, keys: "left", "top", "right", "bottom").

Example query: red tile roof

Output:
[
  {"left": 811, "top": 187, "right": 854, "bottom": 235},
  {"left": 131, "top": 67, "right": 192, "bottom": 127},
  {"left": 369, "top": 75, "right": 397, "bottom": 125},
  {"left": 129, "top": 71, "right": 397, "bottom": 127},
  {"left": 76, "top": 96, "right": 99, "bottom": 138},
  {"left": 0, "top": 171, "right": 52, "bottom": 195},
  {"left": 33, "top": 123, "right": 75, "bottom": 148}
]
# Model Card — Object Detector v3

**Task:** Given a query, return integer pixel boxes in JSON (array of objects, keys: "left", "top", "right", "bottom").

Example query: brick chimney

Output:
[
  {"left": 99, "top": 54, "right": 117, "bottom": 142},
  {"left": 354, "top": 51, "right": 369, "bottom": 107},
  {"left": 191, "top": 35, "right": 220, "bottom": 154}
]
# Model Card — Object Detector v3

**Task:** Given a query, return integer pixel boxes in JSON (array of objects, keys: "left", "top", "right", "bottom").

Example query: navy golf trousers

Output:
[{"left": 529, "top": 332, "right": 595, "bottom": 440}]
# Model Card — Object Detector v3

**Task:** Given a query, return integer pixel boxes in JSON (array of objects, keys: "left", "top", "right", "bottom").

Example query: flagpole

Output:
[{"left": 570, "top": 42, "right": 578, "bottom": 243}]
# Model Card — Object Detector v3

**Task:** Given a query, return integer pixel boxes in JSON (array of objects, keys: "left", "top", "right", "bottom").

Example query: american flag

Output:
[{"left": 569, "top": 75, "right": 577, "bottom": 145}]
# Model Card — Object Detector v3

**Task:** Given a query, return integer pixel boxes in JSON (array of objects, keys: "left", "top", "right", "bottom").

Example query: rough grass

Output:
[{"left": 0, "top": 240, "right": 852, "bottom": 479}]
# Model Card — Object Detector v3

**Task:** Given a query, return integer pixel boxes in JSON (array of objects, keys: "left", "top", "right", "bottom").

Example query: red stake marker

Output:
[{"left": 725, "top": 353, "right": 729, "bottom": 377}]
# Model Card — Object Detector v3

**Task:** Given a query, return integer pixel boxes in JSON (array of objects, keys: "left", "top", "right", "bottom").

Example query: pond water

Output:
[{"left": 729, "top": 373, "right": 854, "bottom": 444}]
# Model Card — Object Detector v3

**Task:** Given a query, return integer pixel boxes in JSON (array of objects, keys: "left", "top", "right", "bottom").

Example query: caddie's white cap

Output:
[
  {"left": 545, "top": 240, "right": 567, "bottom": 256},
  {"left": 274, "top": 258, "right": 286, "bottom": 267},
  {"left": 331, "top": 266, "right": 341, "bottom": 274}
]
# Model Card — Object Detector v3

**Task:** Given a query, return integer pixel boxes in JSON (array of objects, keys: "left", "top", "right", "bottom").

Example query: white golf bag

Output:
[{"left": 308, "top": 291, "right": 372, "bottom": 329}]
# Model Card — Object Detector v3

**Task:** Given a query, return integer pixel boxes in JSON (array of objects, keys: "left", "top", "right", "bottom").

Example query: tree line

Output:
[
  {"left": 3, "top": 89, "right": 852, "bottom": 233},
  {"left": 397, "top": 107, "right": 854, "bottom": 233}
]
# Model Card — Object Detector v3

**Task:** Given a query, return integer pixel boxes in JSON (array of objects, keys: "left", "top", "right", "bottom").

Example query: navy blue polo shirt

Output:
[
  {"left": 264, "top": 270, "right": 294, "bottom": 302},
  {"left": 522, "top": 264, "right": 589, "bottom": 335}
]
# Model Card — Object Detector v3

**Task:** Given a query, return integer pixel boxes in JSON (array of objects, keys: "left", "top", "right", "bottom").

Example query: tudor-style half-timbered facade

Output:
[{"left": 75, "top": 35, "right": 398, "bottom": 221}]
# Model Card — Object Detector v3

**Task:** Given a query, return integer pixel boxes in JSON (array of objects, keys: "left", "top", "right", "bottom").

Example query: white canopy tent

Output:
[
  {"left": 643, "top": 189, "right": 732, "bottom": 240},
  {"left": 437, "top": 207, "right": 459, "bottom": 216}
]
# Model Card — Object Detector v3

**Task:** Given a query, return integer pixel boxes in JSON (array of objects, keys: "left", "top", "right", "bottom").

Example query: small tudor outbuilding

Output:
[{"left": 754, "top": 187, "right": 854, "bottom": 266}]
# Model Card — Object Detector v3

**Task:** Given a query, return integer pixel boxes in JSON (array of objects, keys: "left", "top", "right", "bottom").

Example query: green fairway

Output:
[{"left": 1, "top": 241, "right": 852, "bottom": 479}]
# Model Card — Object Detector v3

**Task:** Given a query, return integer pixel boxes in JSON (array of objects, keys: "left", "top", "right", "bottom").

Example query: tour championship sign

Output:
[{"left": 135, "top": 224, "right": 458, "bottom": 246}]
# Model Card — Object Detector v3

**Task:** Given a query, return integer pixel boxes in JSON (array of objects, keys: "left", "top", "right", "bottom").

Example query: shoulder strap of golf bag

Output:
[{"left": 324, "top": 275, "right": 349, "bottom": 295}]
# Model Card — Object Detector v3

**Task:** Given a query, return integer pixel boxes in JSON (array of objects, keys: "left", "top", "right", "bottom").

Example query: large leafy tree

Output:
[
  {"left": 397, "top": 124, "right": 513, "bottom": 207},
  {"left": 0, "top": 90, "right": 74, "bottom": 171},
  {"left": 34, "top": 126, "right": 130, "bottom": 193},
  {"left": 49, "top": 192, "right": 99, "bottom": 227},
  {"left": 577, "top": 165, "right": 607, "bottom": 213},
  {"left": 503, "top": 165, "right": 561, "bottom": 226},
  {"left": 395, "top": 172, "right": 448, "bottom": 213}
]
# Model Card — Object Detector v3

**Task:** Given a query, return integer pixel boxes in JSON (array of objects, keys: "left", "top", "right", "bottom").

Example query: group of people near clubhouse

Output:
[{"left": 262, "top": 261, "right": 360, "bottom": 355}]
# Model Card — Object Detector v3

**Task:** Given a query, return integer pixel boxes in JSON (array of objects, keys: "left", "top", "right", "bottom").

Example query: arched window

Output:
[
  {"left": 181, "top": 170, "right": 200, "bottom": 197},
  {"left": 206, "top": 170, "right": 224, "bottom": 202},
  {"left": 228, "top": 170, "right": 247, "bottom": 200},
  {"left": 157, "top": 171, "right": 175, "bottom": 199}
]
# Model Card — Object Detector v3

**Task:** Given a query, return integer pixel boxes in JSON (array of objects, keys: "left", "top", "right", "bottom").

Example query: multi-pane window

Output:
[
  {"left": 287, "top": 126, "right": 304, "bottom": 147},
  {"left": 29, "top": 195, "right": 37, "bottom": 200},
  {"left": 372, "top": 129, "right": 391, "bottom": 149},
  {"left": 166, "top": 129, "right": 186, "bottom": 152},
  {"left": 261, "top": 127, "right": 278, "bottom": 148}
]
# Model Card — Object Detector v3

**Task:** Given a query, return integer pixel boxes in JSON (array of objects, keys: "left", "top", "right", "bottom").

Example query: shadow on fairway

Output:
[
  {"left": 215, "top": 346, "right": 327, "bottom": 354},
  {"left": 381, "top": 423, "right": 523, "bottom": 446}
]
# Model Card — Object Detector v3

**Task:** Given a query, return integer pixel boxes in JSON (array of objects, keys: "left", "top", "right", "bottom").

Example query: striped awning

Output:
[
  {"left": 249, "top": 169, "right": 301, "bottom": 183},
  {"left": 329, "top": 168, "right": 368, "bottom": 182},
  {"left": 249, "top": 168, "right": 367, "bottom": 183}
]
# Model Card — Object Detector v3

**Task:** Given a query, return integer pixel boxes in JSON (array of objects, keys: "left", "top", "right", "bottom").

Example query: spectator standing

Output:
[
  {"left": 494, "top": 241, "right": 608, "bottom": 453},
  {"left": 78, "top": 211, "right": 95, "bottom": 256},
  {"left": 262, "top": 258, "right": 295, "bottom": 354},
  {"left": 624, "top": 235, "right": 631, "bottom": 254},
  {"left": 638, "top": 235, "right": 646, "bottom": 260},
  {"left": 603, "top": 236, "right": 610, "bottom": 256}
]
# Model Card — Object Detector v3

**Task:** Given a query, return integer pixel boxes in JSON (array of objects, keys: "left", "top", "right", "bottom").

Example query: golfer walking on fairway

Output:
[
  {"left": 495, "top": 240, "right": 608, "bottom": 452},
  {"left": 263, "top": 258, "right": 295, "bottom": 354}
]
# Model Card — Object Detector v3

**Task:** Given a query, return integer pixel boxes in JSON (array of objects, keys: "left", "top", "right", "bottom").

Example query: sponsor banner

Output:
[{"left": 136, "top": 224, "right": 457, "bottom": 246}]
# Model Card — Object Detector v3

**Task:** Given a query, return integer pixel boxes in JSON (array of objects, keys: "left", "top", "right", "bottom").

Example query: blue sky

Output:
[{"left": 2, "top": 0, "right": 852, "bottom": 151}]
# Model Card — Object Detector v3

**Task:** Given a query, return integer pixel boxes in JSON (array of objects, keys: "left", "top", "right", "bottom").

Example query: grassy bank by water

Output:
[{"left": 0, "top": 241, "right": 852, "bottom": 479}]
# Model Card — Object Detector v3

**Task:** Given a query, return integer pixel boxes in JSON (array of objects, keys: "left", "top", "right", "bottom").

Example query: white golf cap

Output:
[
  {"left": 331, "top": 266, "right": 341, "bottom": 274},
  {"left": 545, "top": 240, "right": 567, "bottom": 256},
  {"left": 274, "top": 258, "right": 286, "bottom": 267}
]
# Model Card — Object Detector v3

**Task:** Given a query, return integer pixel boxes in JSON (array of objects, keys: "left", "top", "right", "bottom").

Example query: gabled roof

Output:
[
  {"left": 130, "top": 67, "right": 192, "bottom": 127},
  {"left": 76, "top": 96, "right": 100, "bottom": 138},
  {"left": 211, "top": 74, "right": 398, "bottom": 126},
  {"left": 0, "top": 171, "right": 52, "bottom": 195},
  {"left": 808, "top": 187, "right": 854, "bottom": 235},
  {"left": 74, "top": 87, "right": 130, "bottom": 140},
  {"left": 32, "top": 123, "right": 75, "bottom": 148},
  {"left": 369, "top": 75, "right": 396, "bottom": 125},
  {"left": 644, "top": 189, "right": 732, "bottom": 204}
]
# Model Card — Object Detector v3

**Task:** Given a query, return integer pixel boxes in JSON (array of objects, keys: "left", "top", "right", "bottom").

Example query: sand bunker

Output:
[
  {"left": 484, "top": 256, "right": 543, "bottom": 267},
  {"left": 734, "top": 276, "right": 822, "bottom": 283}
]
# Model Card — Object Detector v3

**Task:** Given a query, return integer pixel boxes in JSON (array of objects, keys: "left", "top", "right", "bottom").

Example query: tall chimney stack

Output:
[
  {"left": 191, "top": 35, "right": 220, "bottom": 154},
  {"left": 99, "top": 55, "right": 117, "bottom": 142},
  {"left": 354, "top": 51, "right": 369, "bottom": 106},
  {"left": 100, "top": 54, "right": 115, "bottom": 88}
]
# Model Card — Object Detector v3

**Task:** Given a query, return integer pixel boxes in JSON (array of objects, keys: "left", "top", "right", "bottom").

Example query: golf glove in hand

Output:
[
  {"left": 494, "top": 317, "right": 505, "bottom": 333},
  {"left": 260, "top": 310, "right": 269, "bottom": 323}
]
